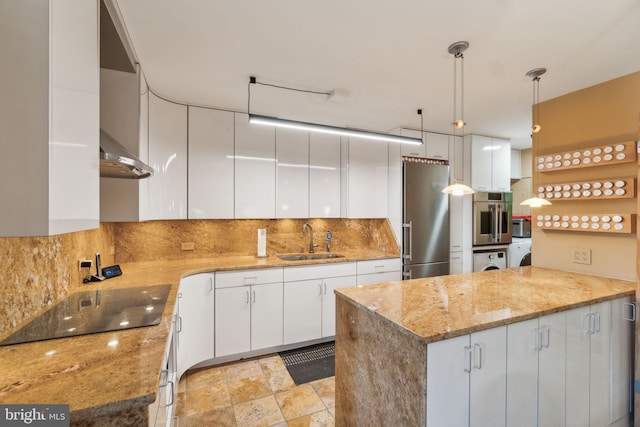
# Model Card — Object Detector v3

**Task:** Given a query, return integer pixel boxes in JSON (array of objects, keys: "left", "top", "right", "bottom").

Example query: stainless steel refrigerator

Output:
[{"left": 402, "top": 161, "right": 450, "bottom": 279}]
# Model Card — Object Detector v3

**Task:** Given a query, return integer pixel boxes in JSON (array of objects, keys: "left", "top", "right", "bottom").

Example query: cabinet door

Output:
[
  {"left": 590, "top": 301, "right": 612, "bottom": 427},
  {"left": 177, "top": 274, "right": 214, "bottom": 378},
  {"left": 491, "top": 138, "right": 511, "bottom": 192},
  {"left": 425, "top": 132, "right": 449, "bottom": 160},
  {"left": 309, "top": 133, "right": 341, "bottom": 218},
  {"left": 234, "top": 112, "right": 276, "bottom": 218},
  {"left": 356, "top": 271, "right": 401, "bottom": 287},
  {"left": 470, "top": 326, "right": 506, "bottom": 427},
  {"left": 148, "top": 92, "right": 188, "bottom": 219},
  {"left": 215, "top": 286, "right": 251, "bottom": 357},
  {"left": 450, "top": 135, "right": 464, "bottom": 183},
  {"left": 276, "top": 128, "right": 309, "bottom": 218},
  {"left": 321, "top": 276, "right": 357, "bottom": 337},
  {"left": 469, "top": 135, "right": 493, "bottom": 191},
  {"left": 283, "top": 280, "right": 323, "bottom": 344},
  {"left": 426, "top": 335, "right": 470, "bottom": 427},
  {"left": 450, "top": 252, "right": 463, "bottom": 275},
  {"left": 399, "top": 129, "right": 425, "bottom": 158},
  {"left": 611, "top": 297, "right": 632, "bottom": 424},
  {"left": 345, "top": 139, "right": 388, "bottom": 218},
  {"left": 537, "top": 311, "right": 566, "bottom": 427},
  {"left": 506, "top": 319, "right": 538, "bottom": 427},
  {"left": 188, "top": 107, "right": 234, "bottom": 219},
  {"left": 251, "top": 282, "right": 283, "bottom": 350},
  {"left": 565, "top": 305, "right": 591, "bottom": 427}
]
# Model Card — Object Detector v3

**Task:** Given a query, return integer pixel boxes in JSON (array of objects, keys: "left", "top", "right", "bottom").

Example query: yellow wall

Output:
[{"left": 531, "top": 71, "right": 640, "bottom": 281}]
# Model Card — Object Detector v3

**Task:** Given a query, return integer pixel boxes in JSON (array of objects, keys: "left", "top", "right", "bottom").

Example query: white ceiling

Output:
[{"left": 114, "top": 0, "right": 640, "bottom": 150}]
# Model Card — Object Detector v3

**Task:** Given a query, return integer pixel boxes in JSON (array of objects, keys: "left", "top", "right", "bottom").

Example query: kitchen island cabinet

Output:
[{"left": 334, "top": 267, "right": 635, "bottom": 426}]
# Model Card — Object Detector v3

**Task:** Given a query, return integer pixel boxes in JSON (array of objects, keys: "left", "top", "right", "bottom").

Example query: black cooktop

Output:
[{"left": 0, "top": 284, "right": 171, "bottom": 346}]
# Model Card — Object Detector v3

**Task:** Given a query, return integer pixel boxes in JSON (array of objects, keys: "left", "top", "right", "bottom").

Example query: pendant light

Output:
[
  {"left": 520, "top": 197, "right": 551, "bottom": 207},
  {"left": 442, "top": 41, "right": 474, "bottom": 196},
  {"left": 521, "top": 67, "right": 551, "bottom": 208},
  {"left": 526, "top": 68, "right": 546, "bottom": 134}
]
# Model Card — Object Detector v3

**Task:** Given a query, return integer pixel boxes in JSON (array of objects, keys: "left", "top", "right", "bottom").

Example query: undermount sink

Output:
[{"left": 277, "top": 253, "right": 345, "bottom": 261}]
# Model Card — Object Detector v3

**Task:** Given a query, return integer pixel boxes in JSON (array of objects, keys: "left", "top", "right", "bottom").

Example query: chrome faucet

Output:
[{"left": 302, "top": 223, "right": 319, "bottom": 253}]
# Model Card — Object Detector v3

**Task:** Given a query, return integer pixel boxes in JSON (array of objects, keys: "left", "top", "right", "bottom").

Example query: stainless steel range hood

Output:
[{"left": 100, "top": 130, "right": 153, "bottom": 179}]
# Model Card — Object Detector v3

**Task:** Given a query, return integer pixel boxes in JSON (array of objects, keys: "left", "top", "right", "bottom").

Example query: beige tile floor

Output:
[{"left": 175, "top": 353, "right": 336, "bottom": 426}]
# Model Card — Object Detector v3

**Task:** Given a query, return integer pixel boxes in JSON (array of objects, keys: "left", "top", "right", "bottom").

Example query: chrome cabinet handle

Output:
[
  {"left": 161, "top": 380, "right": 174, "bottom": 408},
  {"left": 252, "top": 290, "right": 256, "bottom": 303},
  {"left": 159, "top": 368, "right": 169, "bottom": 387},
  {"left": 402, "top": 222, "right": 413, "bottom": 261},
  {"left": 319, "top": 283, "right": 323, "bottom": 295},
  {"left": 323, "top": 283, "right": 327, "bottom": 294},
  {"left": 623, "top": 302, "right": 636, "bottom": 321},
  {"left": 542, "top": 326, "right": 550, "bottom": 348},
  {"left": 594, "top": 312, "right": 601, "bottom": 333},
  {"left": 464, "top": 346, "right": 472, "bottom": 373},
  {"left": 473, "top": 343, "right": 483, "bottom": 370},
  {"left": 209, "top": 277, "right": 213, "bottom": 292},
  {"left": 245, "top": 290, "right": 250, "bottom": 304},
  {"left": 175, "top": 316, "right": 182, "bottom": 333},
  {"left": 535, "top": 327, "right": 543, "bottom": 351}
]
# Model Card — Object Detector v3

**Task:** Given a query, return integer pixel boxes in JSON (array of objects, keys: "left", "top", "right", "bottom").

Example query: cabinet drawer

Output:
[
  {"left": 356, "top": 258, "right": 401, "bottom": 275},
  {"left": 215, "top": 267, "right": 283, "bottom": 288},
  {"left": 283, "top": 262, "right": 357, "bottom": 282}
]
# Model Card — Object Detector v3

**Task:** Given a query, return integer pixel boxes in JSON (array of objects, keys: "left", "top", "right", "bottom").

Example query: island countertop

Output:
[{"left": 335, "top": 266, "right": 636, "bottom": 344}]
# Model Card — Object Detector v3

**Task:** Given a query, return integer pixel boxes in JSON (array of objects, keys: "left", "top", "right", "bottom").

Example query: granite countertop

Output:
[
  {"left": 335, "top": 266, "right": 636, "bottom": 344},
  {"left": 0, "top": 249, "right": 398, "bottom": 423}
]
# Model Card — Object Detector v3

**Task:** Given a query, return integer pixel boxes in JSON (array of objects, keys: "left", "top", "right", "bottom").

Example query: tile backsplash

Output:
[
  {"left": 0, "top": 218, "right": 398, "bottom": 337},
  {"left": 0, "top": 224, "right": 115, "bottom": 337}
]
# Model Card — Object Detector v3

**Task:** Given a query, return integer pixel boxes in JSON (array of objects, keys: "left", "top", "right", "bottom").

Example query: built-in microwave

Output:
[{"left": 473, "top": 192, "right": 512, "bottom": 245}]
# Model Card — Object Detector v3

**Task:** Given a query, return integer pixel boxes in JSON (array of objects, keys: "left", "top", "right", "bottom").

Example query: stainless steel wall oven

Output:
[{"left": 473, "top": 192, "right": 512, "bottom": 245}]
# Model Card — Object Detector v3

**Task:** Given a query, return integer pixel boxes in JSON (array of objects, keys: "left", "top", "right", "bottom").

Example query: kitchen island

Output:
[{"left": 334, "top": 266, "right": 635, "bottom": 426}]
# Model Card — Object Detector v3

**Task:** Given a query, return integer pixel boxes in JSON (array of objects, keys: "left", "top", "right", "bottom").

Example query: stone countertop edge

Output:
[
  {"left": 334, "top": 266, "right": 636, "bottom": 346},
  {"left": 0, "top": 249, "right": 399, "bottom": 422}
]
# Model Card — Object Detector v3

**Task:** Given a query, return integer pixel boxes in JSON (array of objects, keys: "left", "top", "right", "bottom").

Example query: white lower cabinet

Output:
[
  {"left": 506, "top": 311, "right": 565, "bottom": 427},
  {"left": 176, "top": 274, "right": 214, "bottom": 379},
  {"left": 150, "top": 306, "right": 178, "bottom": 427},
  {"left": 355, "top": 258, "right": 402, "bottom": 286},
  {"left": 427, "top": 297, "right": 633, "bottom": 426},
  {"left": 566, "top": 298, "right": 633, "bottom": 427},
  {"left": 283, "top": 263, "right": 357, "bottom": 344},
  {"left": 214, "top": 268, "right": 283, "bottom": 357},
  {"left": 427, "top": 326, "right": 507, "bottom": 427}
]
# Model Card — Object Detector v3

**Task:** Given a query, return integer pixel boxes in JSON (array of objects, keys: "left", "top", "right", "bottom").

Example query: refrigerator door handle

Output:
[{"left": 402, "top": 221, "right": 412, "bottom": 261}]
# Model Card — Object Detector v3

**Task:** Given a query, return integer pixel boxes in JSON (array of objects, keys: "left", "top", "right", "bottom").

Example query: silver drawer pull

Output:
[{"left": 623, "top": 302, "right": 637, "bottom": 321}]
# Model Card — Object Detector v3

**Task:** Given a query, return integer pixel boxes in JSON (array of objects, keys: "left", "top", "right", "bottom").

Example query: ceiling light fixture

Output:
[
  {"left": 526, "top": 68, "right": 546, "bottom": 134},
  {"left": 247, "top": 77, "right": 423, "bottom": 145},
  {"left": 443, "top": 41, "right": 474, "bottom": 197}
]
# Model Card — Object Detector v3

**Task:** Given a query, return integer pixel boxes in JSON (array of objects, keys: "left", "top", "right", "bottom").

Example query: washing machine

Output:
[
  {"left": 508, "top": 238, "right": 532, "bottom": 268},
  {"left": 473, "top": 249, "right": 507, "bottom": 272}
]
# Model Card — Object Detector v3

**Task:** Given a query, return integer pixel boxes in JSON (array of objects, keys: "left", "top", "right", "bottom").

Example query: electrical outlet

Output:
[
  {"left": 572, "top": 248, "right": 591, "bottom": 265},
  {"left": 181, "top": 242, "right": 195, "bottom": 251},
  {"left": 78, "top": 259, "right": 93, "bottom": 271}
]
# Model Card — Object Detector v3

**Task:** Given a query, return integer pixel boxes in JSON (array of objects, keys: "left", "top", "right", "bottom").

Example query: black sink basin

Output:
[{"left": 277, "top": 253, "right": 345, "bottom": 261}]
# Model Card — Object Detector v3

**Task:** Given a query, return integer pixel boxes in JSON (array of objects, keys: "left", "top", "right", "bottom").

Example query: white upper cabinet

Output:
[
  {"left": 148, "top": 93, "right": 188, "bottom": 219},
  {"left": 425, "top": 132, "right": 449, "bottom": 160},
  {"left": 399, "top": 129, "right": 425, "bottom": 158},
  {"left": 276, "top": 128, "right": 309, "bottom": 218},
  {"left": 466, "top": 135, "right": 511, "bottom": 192},
  {"left": 342, "top": 139, "right": 389, "bottom": 218},
  {"left": 234, "top": 113, "right": 276, "bottom": 218},
  {"left": 309, "top": 133, "right": 341, "bottom": 218},
  {"left": 188, "top": 107, "right": 234, "bottom": 219},
  {"left": 0, "top": 0, "right": 99, "bottom": 236}
]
